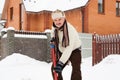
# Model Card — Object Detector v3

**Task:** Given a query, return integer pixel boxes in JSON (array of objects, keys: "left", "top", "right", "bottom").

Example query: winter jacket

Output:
[{"left": 51, "top": 22, "right": 82, "bottom": 64}]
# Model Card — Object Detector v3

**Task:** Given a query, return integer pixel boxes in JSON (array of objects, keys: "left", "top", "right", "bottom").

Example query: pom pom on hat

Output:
[{"left": 51, "top": 9, "right": 66, "bottom": 20}]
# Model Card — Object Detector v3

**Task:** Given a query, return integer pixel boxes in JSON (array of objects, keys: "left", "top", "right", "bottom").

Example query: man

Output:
[{"left": 51, "top": 9, "right": 82, "bottom": 80}]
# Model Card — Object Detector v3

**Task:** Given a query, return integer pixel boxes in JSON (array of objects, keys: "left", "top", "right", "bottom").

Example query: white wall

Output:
[{"left": 79, "top": 33, "right": 92, "bottom": 58}]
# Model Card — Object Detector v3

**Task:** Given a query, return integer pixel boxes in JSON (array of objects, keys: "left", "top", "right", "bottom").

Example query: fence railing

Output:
[
  {"left": 15, "top": 30, "right": 47, "bottom": 35},
  {"left": 92, "top": 33, "right": 120, "bottom": 66}
]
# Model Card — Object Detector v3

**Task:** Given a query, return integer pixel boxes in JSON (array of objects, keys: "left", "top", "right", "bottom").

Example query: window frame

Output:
[
  {"left": 98, "top": 0, "right": 105, "bottom": 14},
  {"left": 116, "top": 1, "right": 120, "bottom": 16}
]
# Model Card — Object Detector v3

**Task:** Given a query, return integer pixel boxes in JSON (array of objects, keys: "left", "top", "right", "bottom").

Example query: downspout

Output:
[
  {"left": 81, "top": 7, "right": 85, "bottom": 33},
  {"left": 27, "top": 13, "right": 30, "bottom": 31},
  {"left": 44, "top": 11, "right": 46, "bottom": 31},
  {"left": 20, "top": 0, "right": 24, "bottom": 30}
]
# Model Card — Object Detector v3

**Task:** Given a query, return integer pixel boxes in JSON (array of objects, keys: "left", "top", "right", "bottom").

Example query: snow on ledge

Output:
[
  {"left": 1, "top": 27, "right": 48, "bottom": 39},
  {"left": 1, "top": 27, "right": 15, "bottom": 32},
  {"left": 7, "top": 27, "right": 15, "bottom": 31},
  {"left": 15, "top": 34, "right": 47, "bottom": 39},
  {"left": 44, "top": 29, "right": 51, "bottom": 33},
  {"left": 1, "top": 28, "right": 7, "bottom": 32},
  {"left": 2, "top": 33, "right": 47, "bottom": 39}
]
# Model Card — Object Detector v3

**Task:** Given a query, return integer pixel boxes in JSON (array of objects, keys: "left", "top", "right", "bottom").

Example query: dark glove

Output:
[
  {"left": 54, "top": 61, "right": 64, "bottom": 73},
  {"left": 50, "top": 37, "right": 55, "bottom": 42},
  {"left": 50, "top": 37, "right": 55, "bottom": 48}
]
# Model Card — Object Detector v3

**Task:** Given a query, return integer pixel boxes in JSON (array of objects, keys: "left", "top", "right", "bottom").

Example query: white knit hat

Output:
[{"left": 51, "top": 9, "right": 66, "bottom": 20}]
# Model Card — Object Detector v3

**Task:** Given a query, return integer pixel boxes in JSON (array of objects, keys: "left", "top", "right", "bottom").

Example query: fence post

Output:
[
  {"left": 96, "top": 35, "right": 99, "bottom": 64},
  {"left": 118, "top": 34, "right": 120, "bottom": 54},
  {"left": 106, "top": 35, "right": 108, "bottom": 56},
  {"left": 1, "top": 27, "right": 15, "bottom": 59},
  {"left": 46, "top": 32, "right": 51, "bottom": 62},
  {"left": 0, "top": 29, "right": 6, "bottom": 58},
  {"left": 116, "top": 34, "right": 119, "bottom": 54},
  {"left": 115, "top": 34, "right": 117, "bottom": 54},
  {"left": 105, "top": 35, "right": 107, "bottom": 57},
  {"left": 101, "top": 35, "right": 104, "bottom": 59},
  {"left": 102, "top": 35, "right": 105, "bottom": 58},
  {"left": 6, "top": 27, "right": 15, "bottom": 56},
  {"left": 108, "top": 35, "right": 110, "bottom": 55},
  {"left": 98, "top": 35, "right": 102, "bottom": 63},
  {"left": 92, "top": 33, "right": 96, "bottom": 66},
  {"left": 7, "top": 27, "right": 15, "bottom": 55}
]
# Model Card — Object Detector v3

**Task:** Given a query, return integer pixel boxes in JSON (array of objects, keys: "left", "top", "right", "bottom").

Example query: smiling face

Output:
[{"left": 53, "top": 17, "right": 65, "bottom": 28}]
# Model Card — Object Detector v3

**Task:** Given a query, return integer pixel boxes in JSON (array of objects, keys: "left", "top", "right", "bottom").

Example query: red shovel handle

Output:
[{"left": 50, "top": 44, "right": 58, "bottom": 80}]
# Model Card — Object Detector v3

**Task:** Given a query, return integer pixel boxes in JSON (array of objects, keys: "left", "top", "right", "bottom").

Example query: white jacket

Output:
[{"left": 51, "top": 22, "right": 81, "bottom": 64}]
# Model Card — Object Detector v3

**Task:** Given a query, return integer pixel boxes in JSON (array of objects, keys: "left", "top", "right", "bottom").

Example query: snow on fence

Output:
[
  {"left": 92, "top": 33, "right": 120, "bottom": 66},
  {"left": 0, "top": 28, "right": 51, "bottom": 62}
]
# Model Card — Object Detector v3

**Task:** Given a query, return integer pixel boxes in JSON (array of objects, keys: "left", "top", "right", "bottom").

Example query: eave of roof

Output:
[{"left": 23, "top": 0, "right": 89, "bottom": 12}]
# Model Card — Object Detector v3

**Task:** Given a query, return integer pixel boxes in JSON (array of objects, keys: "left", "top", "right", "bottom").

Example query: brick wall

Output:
[
  {"left": 6, "top": 0, "right": 21, "bottom": 29},
  {"left": 84, "top": 0, "right": 120, "bottom": 34}
]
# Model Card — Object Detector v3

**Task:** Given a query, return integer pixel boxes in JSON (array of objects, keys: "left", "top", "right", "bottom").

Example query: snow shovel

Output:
[{"left": 50, "top": 44, "right": 58, "bottom": 80}]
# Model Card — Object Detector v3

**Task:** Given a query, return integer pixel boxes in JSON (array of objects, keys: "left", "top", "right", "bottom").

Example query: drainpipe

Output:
[
  {"left": 81, "top": 7, "right": 85, "bottom": 33},
  {"left": 20, "top": 0, "right": 23, "bottom": 30}
]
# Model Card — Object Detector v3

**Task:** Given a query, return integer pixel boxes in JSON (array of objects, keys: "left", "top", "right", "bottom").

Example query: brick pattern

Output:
[{"left": 4, "top": 0, "right": 120, "bottom": 34}]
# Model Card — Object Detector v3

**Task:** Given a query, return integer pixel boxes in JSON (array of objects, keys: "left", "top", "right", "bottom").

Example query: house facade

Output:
[
  {"left": 83, "top": 0, "right": 120, "bottom": 34},
  {"left": 1, "top": 0, "right": 120, "bottom": 34}
]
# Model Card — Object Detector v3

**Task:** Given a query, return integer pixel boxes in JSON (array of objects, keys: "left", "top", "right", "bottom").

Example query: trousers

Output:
[{"left": 51, "top": 49, "right": 82, "bottom": 80}]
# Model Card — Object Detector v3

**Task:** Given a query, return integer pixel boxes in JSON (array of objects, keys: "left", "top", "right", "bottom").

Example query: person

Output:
[{"left": 50, "top": 9, "right": 82, "bottom": 80}]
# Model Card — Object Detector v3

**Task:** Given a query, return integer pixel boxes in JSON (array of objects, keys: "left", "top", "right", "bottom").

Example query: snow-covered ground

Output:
[{"left": 0, "top": 53, "right": 120, "bottom": 80}]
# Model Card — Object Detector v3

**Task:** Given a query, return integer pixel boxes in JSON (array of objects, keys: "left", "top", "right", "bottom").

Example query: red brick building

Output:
[{"left": 1, "top": 0, "right": 120, "bottom": 34}]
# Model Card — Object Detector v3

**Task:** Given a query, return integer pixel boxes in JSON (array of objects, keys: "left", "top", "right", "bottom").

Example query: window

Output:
[
  {"left": 10, "top": 7, "right": 13, "bottom": 20},
  {"left": 116, "top": 1, "right": 120, "bottom": 16},
  {"left": 98, "top": 0, "right": 104, "bottom": 13}
]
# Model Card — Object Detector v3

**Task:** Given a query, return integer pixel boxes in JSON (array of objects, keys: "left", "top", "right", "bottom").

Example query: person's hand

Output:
[
  {"left": 54, "top": 61, "right": 64, "bottom": 73},
  {"left": 50, "top": 37, "right": 55, "bottom": 43},
  {"left": 50, "top": 37, "right": 55, "bottom": 48}
]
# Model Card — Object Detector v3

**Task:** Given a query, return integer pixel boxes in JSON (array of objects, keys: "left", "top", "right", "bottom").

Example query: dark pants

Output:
[{"left": 51, "top": 49, "right": 82, "bottom": 80}]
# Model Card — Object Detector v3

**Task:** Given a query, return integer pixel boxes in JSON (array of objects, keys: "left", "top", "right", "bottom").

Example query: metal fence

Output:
[{"left": 92, "top": 33, "right": 120, "bottom": 66}]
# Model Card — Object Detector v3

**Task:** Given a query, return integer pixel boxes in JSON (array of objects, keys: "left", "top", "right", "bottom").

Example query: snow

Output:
[
  {"left": 7, "top": 27, "right": 15, "bottom": 30},
  {"left": 0, "top": 0, "right": 89, "bottom": 13},
  {"left": 2, "top": 33, "right": 47, "bottom": 39},
  {"left": 0, "top": 20, "right": 6, "bottom": 23},
  {"left": 15, "top": 33, "right": 47, "bottom": 39},
  {"left": 1, "top": 28, "right": 7, "bottom": 32},
  {"left": 1, "top": 27, "right": 48, "bottom": 39},
  {"left": 0, "top": 53, "right": 120, "bottom": 80},
  {"left": 0, "top": 0, "right": 5, "bottom": 13},
  {"left": 23, "top": 0, "right": 89, "bottom": 12},
  {"left": 44, "top": 29, "right": 51, "bottom": 33}
]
